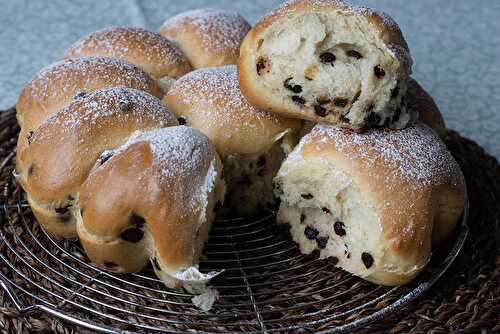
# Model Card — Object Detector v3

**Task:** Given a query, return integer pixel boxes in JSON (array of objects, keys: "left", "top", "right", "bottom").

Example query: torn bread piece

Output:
[
  {"left": 238, "top": 0, "right": 414, "bottom": 132},
  {"left": 274, "top": 123, "right": 466, "bottom": 285}
]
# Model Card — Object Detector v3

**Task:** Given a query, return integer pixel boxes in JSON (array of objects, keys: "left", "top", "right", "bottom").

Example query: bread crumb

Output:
[{"left": 192, "top": 288, "right": 219, "bottom": 312}]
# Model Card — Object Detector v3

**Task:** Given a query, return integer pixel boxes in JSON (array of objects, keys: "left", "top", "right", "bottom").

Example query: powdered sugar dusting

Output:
[
  {"left": 41, "top": 87, "right": 175, "bottom": 136},
  {"left": 352, "top": 5, "right": 400, "bottom": 31},
  {"left": 124, "top": 126, "right": 213, "bottom": 180},
  {"left": 311, "top": 123, "right": 463, "bottom": 189},
  {"left": 267, "top": 0, "right": 400, "bottom": 33},
  {"left": 161, "top": 8, "right": 250, "bottom": 53},
  {"left": 168, "top": 65, "right": 285, "bottom": 129},
  {"left": 66, "top": 27, "right": 187, "bottom": 75},
  {"left": 122, "top": 126, "right": 217, "bottom": 216},
  {"left": 279, "top": 0, "right": 348, "bottom": 10},
  {"left": 21, "top": 56, "right": 157, "bottom": 104}
]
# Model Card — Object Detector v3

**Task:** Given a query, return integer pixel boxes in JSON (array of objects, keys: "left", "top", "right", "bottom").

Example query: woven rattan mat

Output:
[{"left": 0, "top": 107, "right": 498, "bottom": 334}]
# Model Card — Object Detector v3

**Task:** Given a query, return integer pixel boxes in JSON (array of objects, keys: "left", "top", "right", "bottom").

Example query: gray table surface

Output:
[{"left": 1, "top": 0, "right": 499, "bottom": 158}]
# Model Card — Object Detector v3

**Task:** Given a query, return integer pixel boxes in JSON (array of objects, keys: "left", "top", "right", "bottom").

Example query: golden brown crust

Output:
[
  {"left": 16, "top": 88, "right": 177, "bottom": 237},
  {"left": 160, "top": 9, "right": 250, "bottom": 69},
  {"left": 15, "top": 57, "right": 164, "bottom": 175},
  {"left": 164, "top": 65, "right": 301, "bottom": 156},
  {"left": 298, "top": 123, "right": 465, "bottom": 284},
  {"left": 65, "top": 27, "right": 192, "bottom": 79},
  {"left": 16, "top": 56, "right": 163, "bottom": 128},
  {"left": 237, "top": 0, "right": 412, "bottom": 131},
  {"left": 78, "top": 126, "right": 224, "bottom": 273},
  {"left": 408, "top": 78, "right": 445, "bottom": 130},
  {"left": 77, "top": 228, "right": 150, "bottom": 273}
]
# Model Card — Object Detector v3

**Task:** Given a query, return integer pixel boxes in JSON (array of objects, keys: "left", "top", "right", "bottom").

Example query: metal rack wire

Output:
[{"left": 0, "top": 108, "right": 469, "bottom": 333}]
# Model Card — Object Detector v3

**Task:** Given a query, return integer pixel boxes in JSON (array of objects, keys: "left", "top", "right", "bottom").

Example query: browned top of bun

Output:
[
  {"left": 79, "top": 126, "right": 219, "bottom": 271},
  {"left": 298, "top": 123, "right": 465, "bottom": 258},
  {"left": 65, "top": 27, "right": 192, "bottom": 79},
  {"left": 160, "top": 9, "right": 250, "bottom": 68},
  {"left": 164, "top": 65, "right": 301, "bottom": 156},
  {"left": 16, "top": 56, "right": 163, "bottom": 130},
  {"left": 17, "top": 88, "right": 177, "bottom": 203}
]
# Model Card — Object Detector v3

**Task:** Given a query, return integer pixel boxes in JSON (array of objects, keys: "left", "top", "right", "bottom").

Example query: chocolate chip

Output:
[
  {"left": 361, "top": 252, "right": 374, "bottom": 269},
  {"left": 345, "top": 250, "right": 351, "bottom": 259},
  {"left": 291, "top": 95, "right": 306, "bottom": 106},
  {"left": 314, "top": 104, "right": 328, "bottom": 117},
  {"left": 27, "top": 165, "right": 34, "bottom": 177},
  {"left": 256, "top": 59, "right": 265, "bottom": 74},
  {"left": 392, "top": 108, "right": 402, "bottom": 123},
  {"left": 374, "top": 65, "right": 385, "bottom": 78},
  {"left": 274, "top": 182, "right": 282, "bottom": 195},
  {"left": 316, "top": 236, "right": 329, "bottom": 249},
  {"left": 104, "top": 262, "right": 118, "bottom": 268},
  {"left": 305, "top": 76, "right": 313, "bottom": 81},
  {"left": 300, "top": 214, "right": 306, "bottom": 223},
  {"left": 322, "top": 207, "right": 330, "bottom": 213},
  {"left": 391, "top": 86, "right": 400, "bottom": 99},
  {"left": 256, "top": 57, "right": 270, "bottom": 75},
  {"left": 319, "top": 52, "right": 336, "bottom": 64},
  {"left": 257, "top": 156, "right": 266, "bottom": 167},
  {"left": 301, "top": 193, "right": 313, "bottom": 199},
  {"left": 120, "top": 228, "right": 144, "bottom": 243},
  {"left": 27, "top": 131, "right": 34, "bottom": 145},
  {"left": 347, "top": 50, "right": 363, "bottom": 59},
  {"left": 67, "top": 194, "right": 75, "bottom": 201},
  {"left": 333, "top": 98, "right": 349, "bottom": 108},
  {"left": 177, "top": 116, "right": 187, "bottom": 125},
  {"left": 304, "top": 226, "right": 319, "bottom": 240},
  {"left": 284, "top": 78, "right": 302, "bottom": 93},
  {"left": 74, "top": 91, "right": 87, "bottom": 99},
  {"left": 118, "top": 100, "right": 132, "bottom": 112},
  {"left": 334, "top": 221, "right": 346, "bottom": 236},
  {"left": 130, "top": 213, "right": 145, "bottom": 228}
]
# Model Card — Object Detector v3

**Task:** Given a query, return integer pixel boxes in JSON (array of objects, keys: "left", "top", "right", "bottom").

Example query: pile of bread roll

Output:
[{"left": 15, "top": 0, "right": 466, "bottom": 301}]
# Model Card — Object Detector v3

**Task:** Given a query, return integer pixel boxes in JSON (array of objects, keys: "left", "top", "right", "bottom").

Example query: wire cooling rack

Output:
[{"left": 0, "top": 108, "right": 469, "bottom": 333}]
